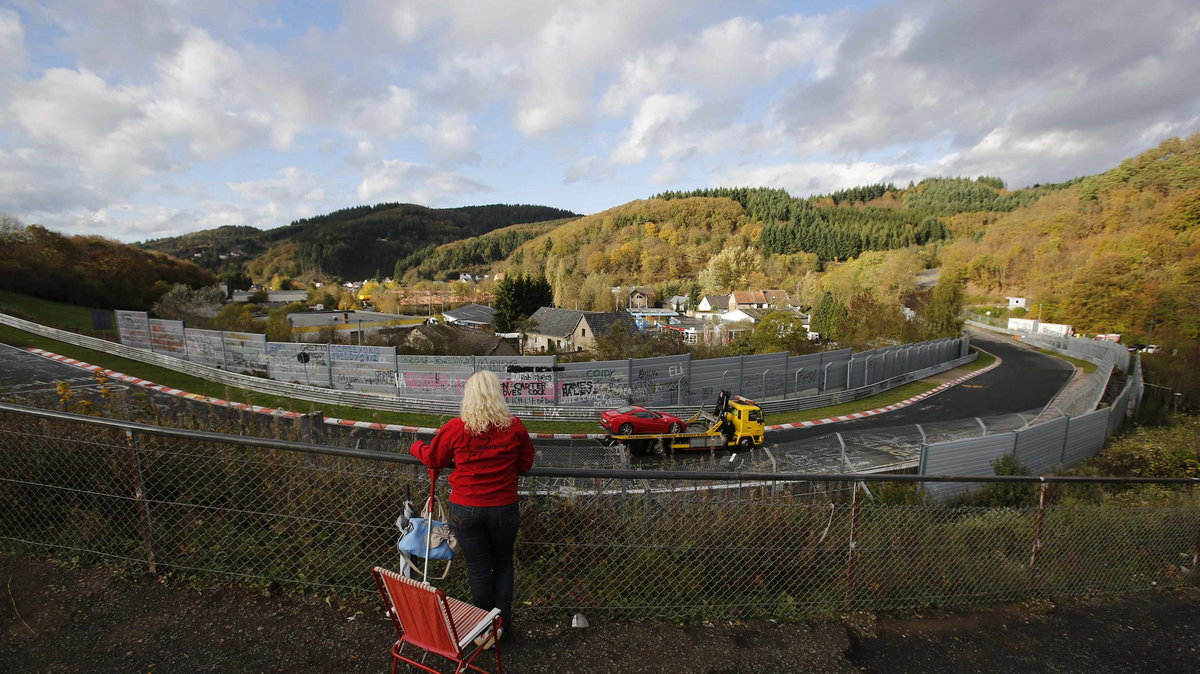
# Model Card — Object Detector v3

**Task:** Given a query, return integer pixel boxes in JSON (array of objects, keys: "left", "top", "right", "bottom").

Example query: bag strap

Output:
[{"left": 424, "top": 468, "right": 439, "bottom": 581}]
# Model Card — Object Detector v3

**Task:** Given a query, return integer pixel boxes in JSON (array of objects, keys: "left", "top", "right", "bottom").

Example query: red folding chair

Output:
[{"left": 372, "top": 566, "right": 503, "bottom": 674}]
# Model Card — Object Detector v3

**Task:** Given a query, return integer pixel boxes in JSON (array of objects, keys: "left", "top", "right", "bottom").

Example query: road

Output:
[{"left": 0, "top": 330, "right": 1079, "bottom": 472}]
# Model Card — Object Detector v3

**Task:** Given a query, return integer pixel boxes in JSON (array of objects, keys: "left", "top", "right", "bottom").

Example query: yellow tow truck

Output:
[{"left": 604, "top": 390, "right": 765, "bottom": 455}]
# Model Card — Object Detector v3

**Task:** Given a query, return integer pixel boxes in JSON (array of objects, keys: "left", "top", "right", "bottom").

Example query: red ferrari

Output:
[{"left": 600, "top": 406, "right": 685, "bottom": 436}]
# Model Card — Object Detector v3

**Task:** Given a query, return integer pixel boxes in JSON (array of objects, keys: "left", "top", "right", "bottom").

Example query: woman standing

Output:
[{"left": 409, "top": 370, "right": 534, "bottom": 640}]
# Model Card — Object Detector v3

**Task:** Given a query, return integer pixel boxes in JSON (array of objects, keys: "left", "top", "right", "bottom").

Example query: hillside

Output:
[
  {"left": 140, "top": 203, "right": 577, "bottom": 281},
  {"left": 0, "top": 225, "right": 216, "bottom": 310},
  {"left": 394, "top": 218, "right": 576, "bottom": 282},
  {"left": 940, "top": 133, "right": 1200, "bottom": 342},
  {"left": 487, "top": 177, "right": 1070, "bottom": 309}
]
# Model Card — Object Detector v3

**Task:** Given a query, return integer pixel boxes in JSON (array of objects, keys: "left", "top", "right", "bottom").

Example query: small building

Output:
[
  {"left": 404, "top": 323, "right": 517, "bottom": 356},
  {"left": 442, "top": 303, "right": 495, "bottom": 331},
  {"left": 627, "top": 286, "right": 657, "bottom": 309},
  {"left": 664, "top": 295, "right": 690, "bottom": 312},
  {"left": 288, "top": 310, "right": 423, "bottom": 343},
  {"left": 525, "top": 307, "right": 638, "bottom": 353},
  {"left": 762, "top": 289, "right": 796, "bottom": 308},
  {"left": 728, "top": 290, "right": 768, "bottom": 311},
  {"left": 230, "top": 289, "right": 309, "bottom": 304},
  {"left": 1007, "top": 297, "right": 1028, "bottom": 310},
  {"left": 696, "top": 294, "right": 729, "bottom": 316},
  {"left": 627, "top": 307, "right": 678, "bottom": 329},
  {"left": 721, "top": 307, "right": 768, "bottom": 324}
]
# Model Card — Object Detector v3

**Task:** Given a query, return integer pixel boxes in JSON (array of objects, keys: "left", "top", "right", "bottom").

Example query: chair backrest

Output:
[{"left": 372, "top": 566, "right": 461, "bottom": 658}]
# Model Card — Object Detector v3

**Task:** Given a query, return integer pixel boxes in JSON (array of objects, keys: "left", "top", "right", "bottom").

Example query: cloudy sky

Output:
[{"left": 2, "top": 0, "right": 1198, "bottom": 242}]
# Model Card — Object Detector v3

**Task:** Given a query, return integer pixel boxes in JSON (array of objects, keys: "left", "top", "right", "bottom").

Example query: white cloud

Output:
[
  {"left": 418, "top": 113, "right": 479, "bottom": 165},
  {"left": 712, "top": 161, "right": 917, "bottom": 197},
  {"left": 612, "top": 94, "right": 701, "bottom": 164},
  {"left": 356, "top": 159, "right": 490, "bottom": 204},
  {"left": 0, "top": 9, "right": 25, "bottom": 88},
  {"left": 227, "top": 167, "right": 327, "bottom": 225},
  {"left": 563, "top": 156, "right": 612, "bottom": 184}
]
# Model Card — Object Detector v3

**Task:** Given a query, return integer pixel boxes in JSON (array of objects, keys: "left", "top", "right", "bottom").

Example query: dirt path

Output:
[{"left": 2, "top": 554, "right": 1197, "bottom": 673}]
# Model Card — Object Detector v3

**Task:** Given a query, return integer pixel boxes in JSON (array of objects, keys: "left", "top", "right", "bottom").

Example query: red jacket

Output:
[{"left": 410, "top": 416, "right": 535, "bottom": 507}]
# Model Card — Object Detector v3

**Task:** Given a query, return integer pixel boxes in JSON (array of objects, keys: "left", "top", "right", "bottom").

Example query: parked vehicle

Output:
[
  {"left": 599, "top": 406, "right": 685, "bottom": 436},
  {"left": 601, "top": 391, "right": 765, "bottom": 455}
]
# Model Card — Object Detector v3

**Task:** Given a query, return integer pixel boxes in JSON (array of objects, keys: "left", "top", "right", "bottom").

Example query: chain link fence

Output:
[{"left": 2, "top": 403, "right": 1197, "bottom": 623}]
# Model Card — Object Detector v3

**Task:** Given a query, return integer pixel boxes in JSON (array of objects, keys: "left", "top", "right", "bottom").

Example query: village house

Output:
[
  {"left": 664, "top": 294, "right": 690, "bottom": 312},
  {"left": 626, "top": 286, "right": 657, "bottom": 309},
  {"left": 403, "top": 323, "right": 517, "bottom": 356},
  {"left": 728, "top": 290, "right": 768, "bottom": 311},
  {"left": 525, "top": 307, "right": 638, "bottom": 353},
  {"left": 694, "top": 294, "right": 729, "bottom": 318},
  {"left": 441, "top": 303, "right": 495, "bottom": 331}
]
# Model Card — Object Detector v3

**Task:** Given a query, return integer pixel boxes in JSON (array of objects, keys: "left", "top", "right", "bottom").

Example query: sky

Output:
[{"left": 2, "top": 0, "right": 1199, "bottom": 243}]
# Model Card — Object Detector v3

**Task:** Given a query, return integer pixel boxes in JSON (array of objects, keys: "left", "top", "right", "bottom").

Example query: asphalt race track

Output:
[
  {"left": 0, "top": 329, "right": 1079, "bottom": 472},
  {"left": 773, "top": 328, "right": 1076, "bottom": 443}
]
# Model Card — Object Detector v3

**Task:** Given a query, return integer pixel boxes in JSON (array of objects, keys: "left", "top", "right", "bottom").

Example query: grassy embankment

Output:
[
  {"left": 1033, "top": 347, "right": 1098, "bottom": 374},
  {"left": 0, "top": 290, "right": 993, "bottom": 433}
]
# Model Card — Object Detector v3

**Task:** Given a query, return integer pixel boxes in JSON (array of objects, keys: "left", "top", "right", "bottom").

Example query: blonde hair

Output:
[{"left": 460, "top": 370, "right": 513, "bottom": 435}]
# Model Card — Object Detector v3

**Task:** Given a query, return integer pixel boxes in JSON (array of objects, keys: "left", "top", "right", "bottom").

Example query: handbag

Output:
[
  {"left": 395, "top": 469, "right": 460, "bottom": 581},
  {"left": 397, "top": 512, "right": 458, "bottom": 560}
]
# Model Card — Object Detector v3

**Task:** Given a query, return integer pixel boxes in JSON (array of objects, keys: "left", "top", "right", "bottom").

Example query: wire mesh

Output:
[{"left": 1, "top": 411, "right": 1197, "bottom": 623}]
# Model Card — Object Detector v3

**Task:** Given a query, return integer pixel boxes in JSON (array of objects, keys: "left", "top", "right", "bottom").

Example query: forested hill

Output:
[
  {"left": 394, "top": 218, "right": 576, "bottom": 282},
  {"left": 140, "top": 203, "right": 576, "bottom": 281},
  {"left": 940, "top": 133, "right": 1200, "bottom": 341},
  {"left": 0, "top": 225, "right": 216, "bottom": 310},
  {"left": 486, "top": 175, "right": 1075, "bottom": 308}
]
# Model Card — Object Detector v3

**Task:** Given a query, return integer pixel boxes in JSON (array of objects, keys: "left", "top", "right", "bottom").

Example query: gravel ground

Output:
[{"left": 2, "top": 553, "right": 1197, "bottom": 673}]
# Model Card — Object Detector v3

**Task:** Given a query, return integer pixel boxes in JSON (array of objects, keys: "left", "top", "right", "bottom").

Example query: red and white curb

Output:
[
  {"left": 764, "top": 355, "right": 1002, "bottom": 431},
  {"left": 26, "top": 348, "right": 307, "bottom": 420},
  {"left": 24, "top": 346, "right": 999, "bottom": 439}
]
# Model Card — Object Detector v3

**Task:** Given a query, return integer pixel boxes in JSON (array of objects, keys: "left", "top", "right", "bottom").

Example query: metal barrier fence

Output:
[
  {"left": 117, "top": 309, "right": 970, "bottom": 408},
  {"left": 915, "top": 319, "right": 1142, "bottom": 499},
  {"left": 2, "top": 403, "right": 1196, "bottom": 622},
  {"left": 1, "top": 311, "right": 970, "bottom": 419}
]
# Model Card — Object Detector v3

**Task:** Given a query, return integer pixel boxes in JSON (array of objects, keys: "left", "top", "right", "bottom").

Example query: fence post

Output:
[
  {"left": 627, "top": 357, "right": 634, "bottom": 405},
  {"left": 124, "top": 430, "right": 157, "bottom": 575},
  {"left": 552, "top": 355, "right": 560, "bottom": 407},
  {"left": 1027, "top": 480, "right": 1048, "bottom": 595},
  {"left": 843, "top": 483, "right": 861, "bottom": 611},
  {"left": 1060, "top": 414, "right": 1072, "bottom": 469}
]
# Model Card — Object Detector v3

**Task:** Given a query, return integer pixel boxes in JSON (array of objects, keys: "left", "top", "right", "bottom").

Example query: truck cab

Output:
[{"left": 718, "top": 391, "right": 765, "bottom": 450}]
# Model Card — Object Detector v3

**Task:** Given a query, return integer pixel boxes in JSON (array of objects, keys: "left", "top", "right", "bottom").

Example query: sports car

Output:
[{"left": 600, "top": 405, "right": 685, "bottom": 436}]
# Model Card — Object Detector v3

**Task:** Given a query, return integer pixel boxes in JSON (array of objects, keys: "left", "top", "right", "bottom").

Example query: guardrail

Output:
[{"left": 2, "top": 311, "right": 976, "bottom": 419}]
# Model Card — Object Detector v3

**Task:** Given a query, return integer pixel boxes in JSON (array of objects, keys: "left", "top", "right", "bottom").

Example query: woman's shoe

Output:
[{"left": 474, "top": 627, "right": 502, "bottom": 650}]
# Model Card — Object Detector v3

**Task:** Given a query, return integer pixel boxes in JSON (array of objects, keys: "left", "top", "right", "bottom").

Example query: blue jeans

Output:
[{"left": 449, "top": 501, "right": 520, "bottom": 632}]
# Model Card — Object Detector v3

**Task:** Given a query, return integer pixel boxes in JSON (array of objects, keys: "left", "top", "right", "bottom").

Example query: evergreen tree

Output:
[{"left": 493, "top": 273, "right": 553, "bottom": 332}]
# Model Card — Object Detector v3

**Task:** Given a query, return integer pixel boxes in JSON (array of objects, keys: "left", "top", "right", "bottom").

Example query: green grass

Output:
[
  {"left": 1034, "top": 348, "right": 1098, "bottom": 373},
  {"left": 764, "top": 348, "right": 994, "bottom": 425},
  {"left": 0, "top": 289, "right": 117, "bottom": 335},
  {"left": 0, "top": 288, "right": 996, "bottom": 434}
]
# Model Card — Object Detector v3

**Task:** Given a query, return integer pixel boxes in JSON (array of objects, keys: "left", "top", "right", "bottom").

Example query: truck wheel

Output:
[
  {"left": 619, "top": 423, "right": 634, "bottom": 436},
  {"left": 646, "top": 438, "right": 667, "bottom": 456},
  {"left": 738, "top": 437, "right": 754, "bottom": 452}
]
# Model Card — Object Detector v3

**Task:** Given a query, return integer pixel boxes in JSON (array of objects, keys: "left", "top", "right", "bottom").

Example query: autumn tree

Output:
[
  {"left": 151, "top": 283, "right": 226, "bottom": 324},
  {"left": 925, "top": 270, "right": 965, "bottom": 338},
  {"left": 698, "top": 246, "right": 762, "bottom": 294},
  {"left": 748, "top": 310, "right": 818, "bottom": 355},
  {"left": 810, "top": 291, "right": 848, "bottom": 340}
]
